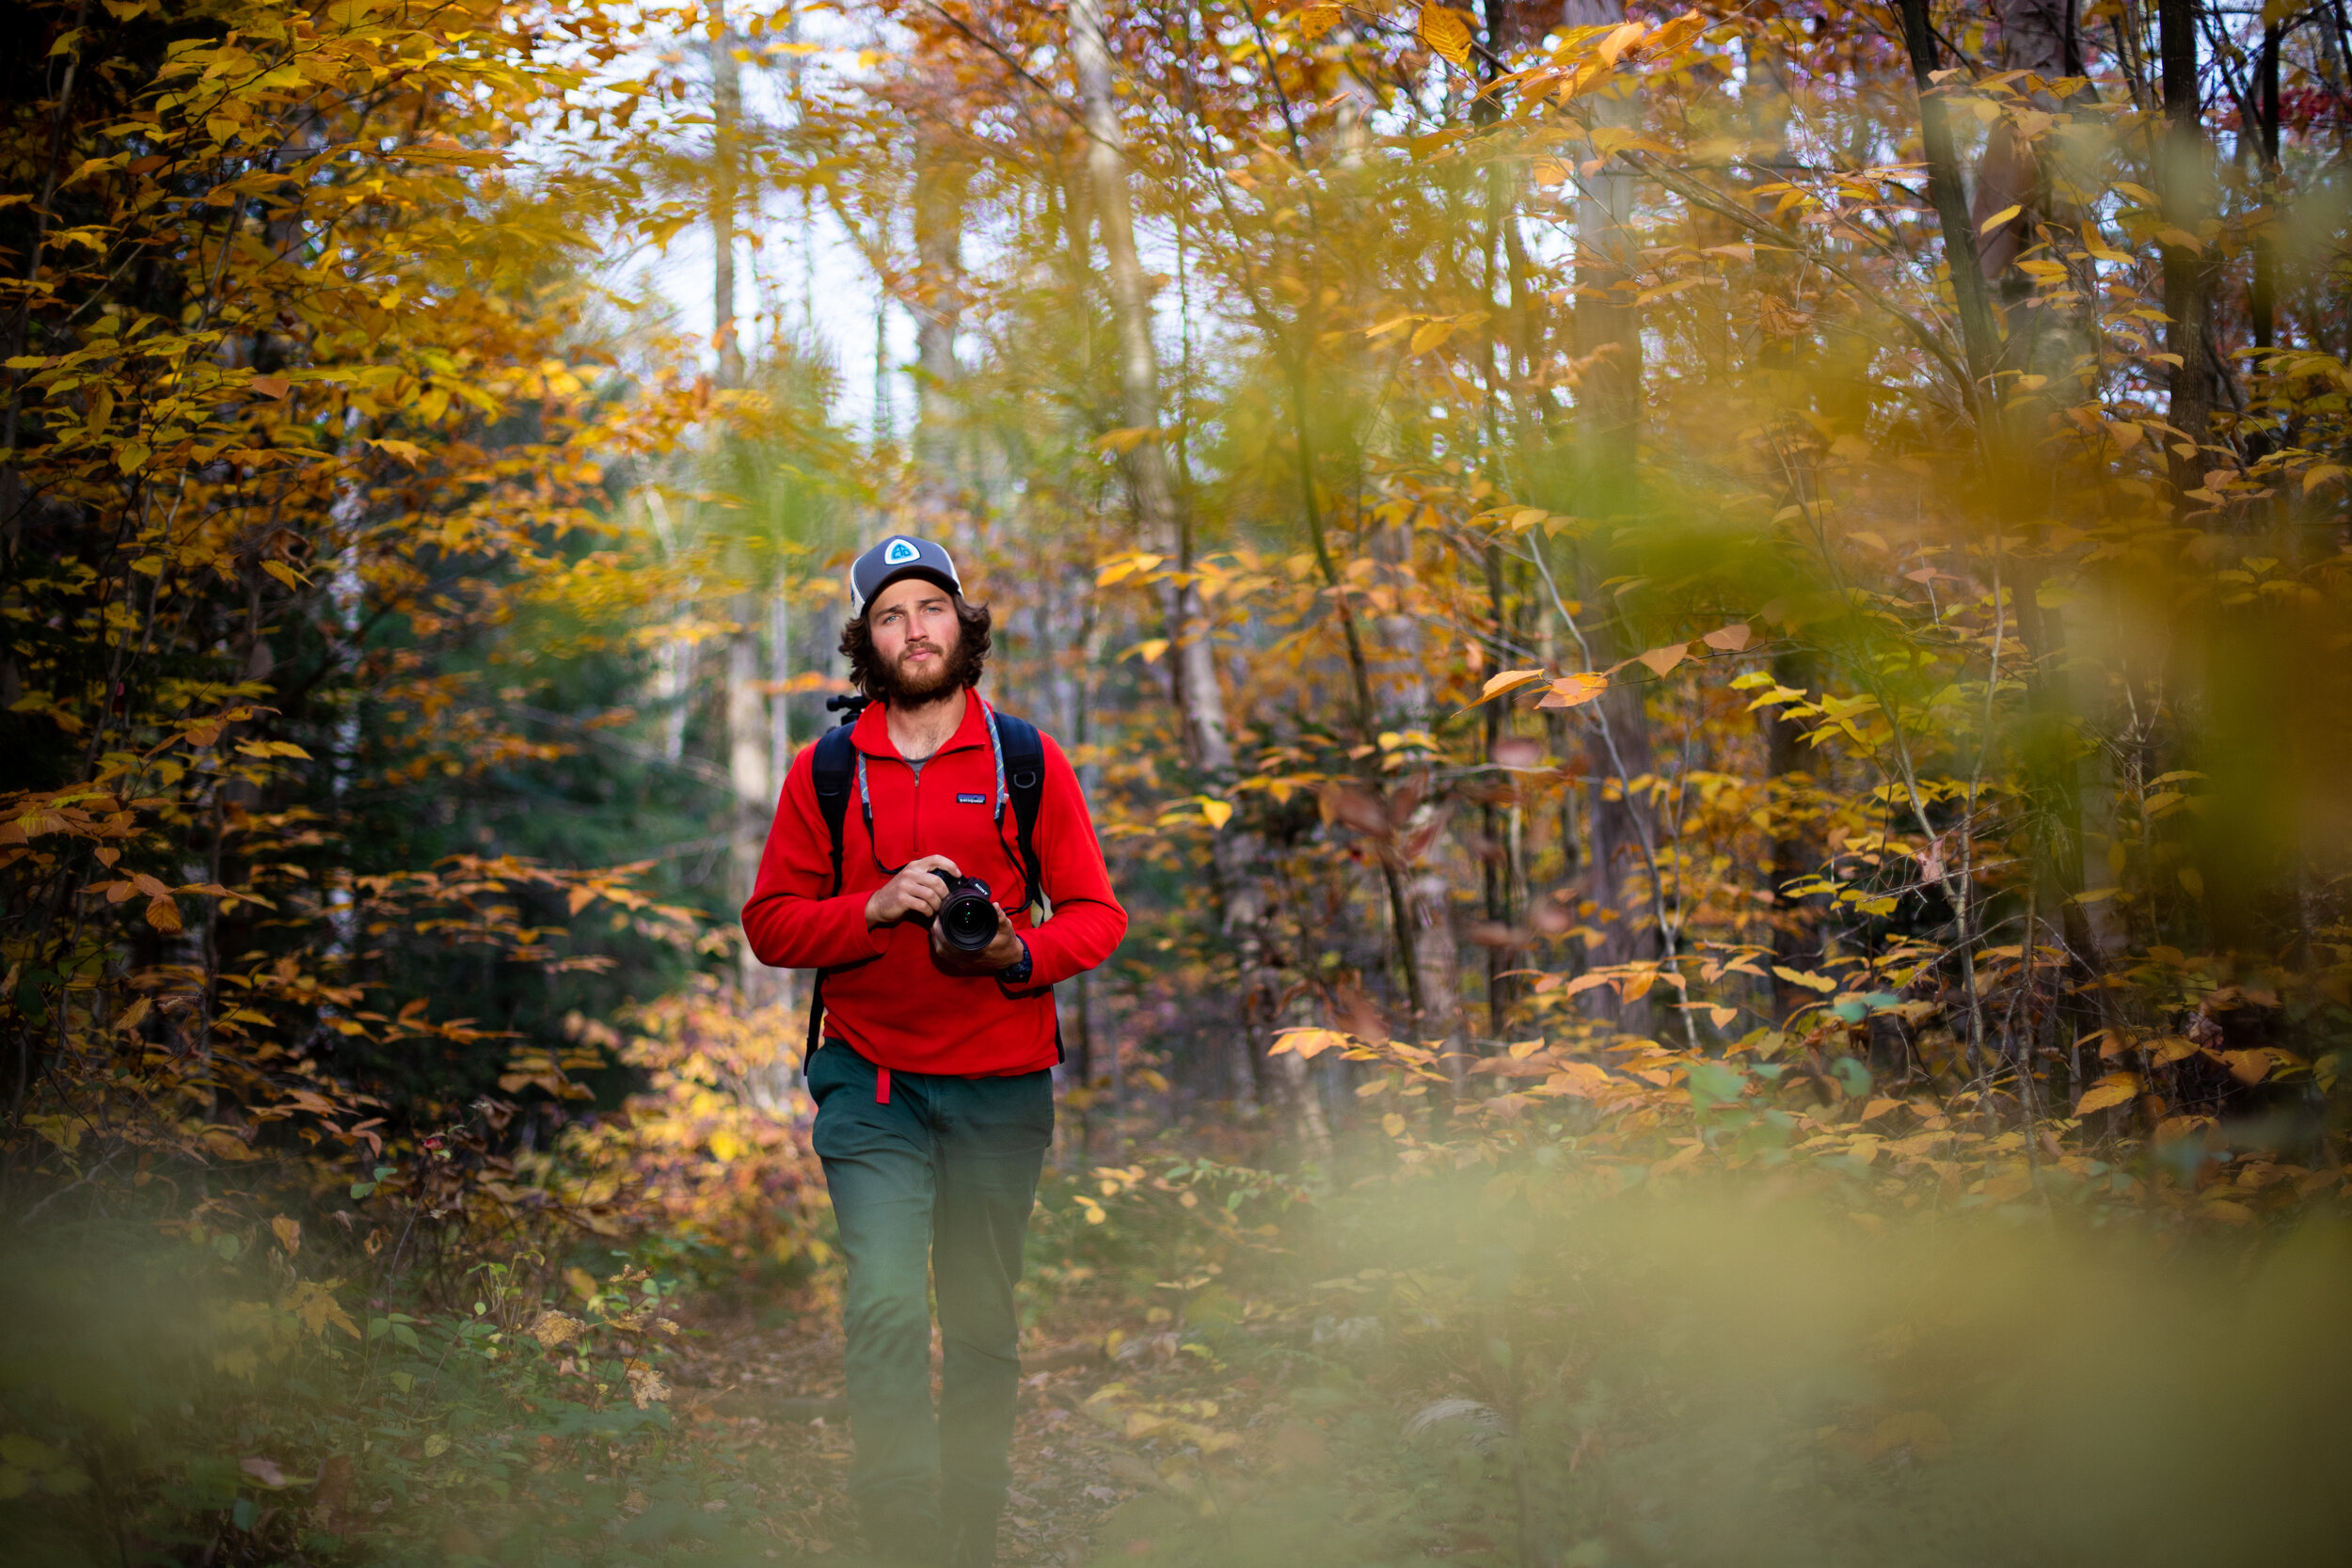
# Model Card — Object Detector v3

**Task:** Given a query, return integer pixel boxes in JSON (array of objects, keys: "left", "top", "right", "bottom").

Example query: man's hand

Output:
[
  {"left": 865, "top": 854, "right": 961, "bottom": 928},
  {"left": 930, "top": 904, "right": 1025, "bottom": 978}
]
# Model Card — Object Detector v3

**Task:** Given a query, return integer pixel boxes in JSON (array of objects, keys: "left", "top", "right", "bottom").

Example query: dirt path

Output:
[{"left": 666, "top": 1294, "right": 1286, "bottom": 1564}]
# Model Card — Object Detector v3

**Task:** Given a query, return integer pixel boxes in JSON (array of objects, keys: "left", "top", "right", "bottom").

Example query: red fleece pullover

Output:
[{"left": 740, "top": 689, "right": 1126, "bottom": 1077}]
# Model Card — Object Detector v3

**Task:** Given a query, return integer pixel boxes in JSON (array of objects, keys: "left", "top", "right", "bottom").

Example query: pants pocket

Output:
[{"left": 806, "top": 1038, "right": 853, "bottom": 1091}]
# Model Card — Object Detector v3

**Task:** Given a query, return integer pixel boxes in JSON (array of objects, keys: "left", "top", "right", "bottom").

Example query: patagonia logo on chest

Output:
[{"left": 956, "top": 793, "right": 988, "bottom": 805}]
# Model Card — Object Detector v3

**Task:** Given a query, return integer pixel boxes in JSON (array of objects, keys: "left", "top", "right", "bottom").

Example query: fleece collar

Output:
[{"left": 849, "top": 686, "right": 988, "bottom": 762}]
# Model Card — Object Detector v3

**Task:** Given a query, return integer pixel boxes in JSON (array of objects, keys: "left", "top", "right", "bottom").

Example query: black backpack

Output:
[{"left": 801, "top": 699, "right": 1050, "bottom": 1067}]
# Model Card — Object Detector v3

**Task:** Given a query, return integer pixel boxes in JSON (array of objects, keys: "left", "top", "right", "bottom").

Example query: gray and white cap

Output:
[{"left": 847, "top": 534, "right": 962, "bottom": 618}]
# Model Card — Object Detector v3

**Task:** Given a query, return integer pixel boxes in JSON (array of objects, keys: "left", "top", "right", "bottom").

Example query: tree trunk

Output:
[
  {"left": 1762, "top": 646, "right": 1829, "bottom": 1017},
  {"left": 2251, "top": 22, "right": 2281, "bottom": 473},
  {"left": 2158, "top": 0, "right": 2216, "bottom": 499},
  {"left": 1067, "top": 0, "right": 1232, "bottom": 775},
  {"left": 1069, "top": 0, "right": 1301, "bottom": 1134},
  {"left": 708, "top": 0, "right": 743, "bottom": 388},
  {"left": 766, "top": 589, "right": 798, "bottom": 1043},
  {"left": 728, "top": 593, "right": 776, "bottom": 1005},
  {"left": 1565, "top": 0, "right": 1661, "bottom": 1038},
  {"left": 912, "top": 118, "right": 966, "bottom": 515},
  {"left": 1481, "top": 545, "right": 1515, "bottom": 1038},
  {"left": 1894, "top": 0, "right": 2002, "bottom": 397}
]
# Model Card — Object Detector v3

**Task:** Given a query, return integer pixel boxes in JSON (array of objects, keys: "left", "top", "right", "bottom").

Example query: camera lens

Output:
[{"left": 938, "top": 878, "right": 997, "bottom": 953}]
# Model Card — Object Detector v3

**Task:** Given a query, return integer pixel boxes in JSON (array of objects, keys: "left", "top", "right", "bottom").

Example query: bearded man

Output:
[{"left": 742, "top": 535, "right": 1126, "bottom": 1567}]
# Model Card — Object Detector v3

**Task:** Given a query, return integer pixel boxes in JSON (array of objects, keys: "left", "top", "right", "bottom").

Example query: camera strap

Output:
[{"left": 981, "top": 701, "right": 1050, "bottom": 919}]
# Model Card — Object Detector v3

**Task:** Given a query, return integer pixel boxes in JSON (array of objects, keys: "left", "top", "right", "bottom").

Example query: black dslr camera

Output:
[{"left": 922, "top": 874, "right": 1001, "bottom": 954}]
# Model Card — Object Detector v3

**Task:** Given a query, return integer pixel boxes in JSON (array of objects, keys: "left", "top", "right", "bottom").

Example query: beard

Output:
[{"left": 872, "top": 627, "right": 982, "bottom": 705}]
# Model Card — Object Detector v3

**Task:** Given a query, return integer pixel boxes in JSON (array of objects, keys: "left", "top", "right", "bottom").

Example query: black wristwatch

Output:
[{"left": 998, "top": 938, "right": 1034, "bottom": 986}]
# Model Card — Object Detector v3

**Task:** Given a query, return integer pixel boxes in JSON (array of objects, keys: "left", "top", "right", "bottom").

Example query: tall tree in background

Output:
[
  {"left": 2158, "top": 0, "right": 2217, "bottom": 498},
  {"left": 1067, "top": 0, "right": 1313, "bottom": 1128}
]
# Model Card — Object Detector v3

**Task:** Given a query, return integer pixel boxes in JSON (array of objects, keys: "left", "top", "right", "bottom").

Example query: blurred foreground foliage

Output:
[
  {"left": 8, "top": 0, "right": 2352, "bottom": 1560},
  {"left": 1048, "top": 1174, "right": 2352, "bottom": 1568}
]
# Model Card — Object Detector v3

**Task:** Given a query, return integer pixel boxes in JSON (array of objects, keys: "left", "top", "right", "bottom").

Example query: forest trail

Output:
[{"left": 663, "top": 1289, "right": 1290, "bottom": 1565}]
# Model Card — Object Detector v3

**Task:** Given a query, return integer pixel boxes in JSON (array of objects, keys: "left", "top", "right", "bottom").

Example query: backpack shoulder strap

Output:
[
  {"left": 990, "top": 710, "right": 1060, "bottom": 1064},
  {"left": 991, "top": 712, "right": 1048, "bottom": 914},
  {"left": 803, "top": 722, "right": 862, "bottom": 1073},
  {"left": 809, "top": 722, "right": 859, "bottom": 897}
]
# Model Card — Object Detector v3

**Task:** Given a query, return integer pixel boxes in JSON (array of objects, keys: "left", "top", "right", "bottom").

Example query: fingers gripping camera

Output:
[{"left": 928, "top": 874, "right": 999, "bottom": 954}]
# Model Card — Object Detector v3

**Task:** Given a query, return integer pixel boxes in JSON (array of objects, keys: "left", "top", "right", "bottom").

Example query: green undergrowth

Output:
[
  {"left": 1073, "top": 1168, "right": 2352, "bottom": 1568},
  {"left": 0, "top": 1220, "right": 786, "bottom": 1568},
  {"left": 8, "top": 1155, "right": 2349, "bottom": 1568}
]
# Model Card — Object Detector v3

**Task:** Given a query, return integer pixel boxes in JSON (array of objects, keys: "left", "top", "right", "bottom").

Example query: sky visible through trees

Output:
[{"left": 5, "top": 0, "right": 2352, "bottom": 1562}]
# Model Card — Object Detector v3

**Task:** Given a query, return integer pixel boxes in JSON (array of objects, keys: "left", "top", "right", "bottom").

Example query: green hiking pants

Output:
[{"left": 807, "top": 1040, "right": 1053, "bottom": 1555}]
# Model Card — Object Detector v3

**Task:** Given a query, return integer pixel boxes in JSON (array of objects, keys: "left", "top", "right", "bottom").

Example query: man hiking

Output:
[{"left": 742, "top": 535, "right": 1127, "bottom": 1567}]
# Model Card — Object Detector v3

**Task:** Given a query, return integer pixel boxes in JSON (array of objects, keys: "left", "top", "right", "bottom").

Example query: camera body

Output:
[{"left": 926, "top": 873, "right": 1001, "bottom": 954}]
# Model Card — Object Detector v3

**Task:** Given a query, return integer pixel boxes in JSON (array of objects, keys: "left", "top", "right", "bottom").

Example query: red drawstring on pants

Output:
[{"left": 875, "top": 1066, "right": 891, "bottom": 1104}]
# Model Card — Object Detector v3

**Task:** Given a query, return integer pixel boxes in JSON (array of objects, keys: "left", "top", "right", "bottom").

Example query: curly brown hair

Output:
[{"left": 838, "top": 591, "right": 993, "bottom": 704}]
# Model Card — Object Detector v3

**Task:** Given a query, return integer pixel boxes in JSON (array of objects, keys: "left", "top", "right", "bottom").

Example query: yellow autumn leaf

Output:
[
  {"left": 1270, "top": 1027, "right": 1349, "bottom": 1059},
  {"left": 1295, "top": 4, "right": 1342, "bottom": 40},
  {"left": 530, "top": 1309, "right": 587, "bottom": 1349},
  {"left": 1597, "top": 20, "right": 1647, "bottom": 66},
  {"left": 1536, "top": 673, "right": 1608, "bottom": 709},
  {"left": 1200, "top": 798, "right": 1233, "bottom": 830},
  {"left": 1978, "top": 203, "right": 2023, "bottom": 233},
  {"left": 1418, "top": 3, "right": 1471, "bottom": 66},
  {"left": 1093, "top": 425, "right": 1155, "bottom": 454},
  {"left": 1701, "top": 623, "right": 1752, "bottom": 652},
  {"left": 1471, "top": 668, "right": 1548, "bottom": 705},
  {"left": 1096, "top": 552, "right": 1163, "bottom": 586},
  {"left": 24, "top": 1115, "right": 81, "bottom": 1152},
  {"left": 2074, "top": 1078, "right": 2138, "bottom": 1116},
  {"left": 2221, "top": 1049, "right": 2272, "bottom": 1085},
  {"left": 1772, "top": 966, "right": 1837, "bottom": 992}
]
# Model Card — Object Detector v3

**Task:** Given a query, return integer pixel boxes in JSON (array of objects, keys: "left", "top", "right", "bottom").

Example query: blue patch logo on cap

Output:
[{"left": 883, "top": 537, "right": 920, "bottom": 565}]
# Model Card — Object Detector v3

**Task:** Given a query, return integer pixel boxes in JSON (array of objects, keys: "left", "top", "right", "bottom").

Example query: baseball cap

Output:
[{"left": 847, "top": 534, "right": 962, "bottom": 618}]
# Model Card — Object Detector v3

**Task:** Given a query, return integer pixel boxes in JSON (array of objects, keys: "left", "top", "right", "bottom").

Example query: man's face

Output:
[{"left": 867, "top": 577, "right": 962, "bottom": 701}]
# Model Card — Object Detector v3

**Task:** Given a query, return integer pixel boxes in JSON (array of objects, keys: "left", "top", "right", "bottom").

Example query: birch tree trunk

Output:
[
  {"left": 728, "top": 593, "right": 776, "bottom": 1006},
  {"left": 708, "top": 0, "right": 743, "bottom": 388},
  {"left": 912, "top": 117, "right": 966, "bottom": 516},
  {"left": 1066, "top": 0, "right": 1231, "bottom": 776},
  {"left": 1565, "top": 0, "right": 1662, "bottom": 1038},
  {"left": 1069, "top": 0, "right": 1307, "bottom": 1138},
  {"left": 766, "top": 589, "right": 796, "bottom": 1042}
]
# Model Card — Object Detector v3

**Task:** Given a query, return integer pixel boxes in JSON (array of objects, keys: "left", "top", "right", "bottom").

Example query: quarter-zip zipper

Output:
[{"left": 907, "top": 752, "right": 924, "bottom": 861}]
